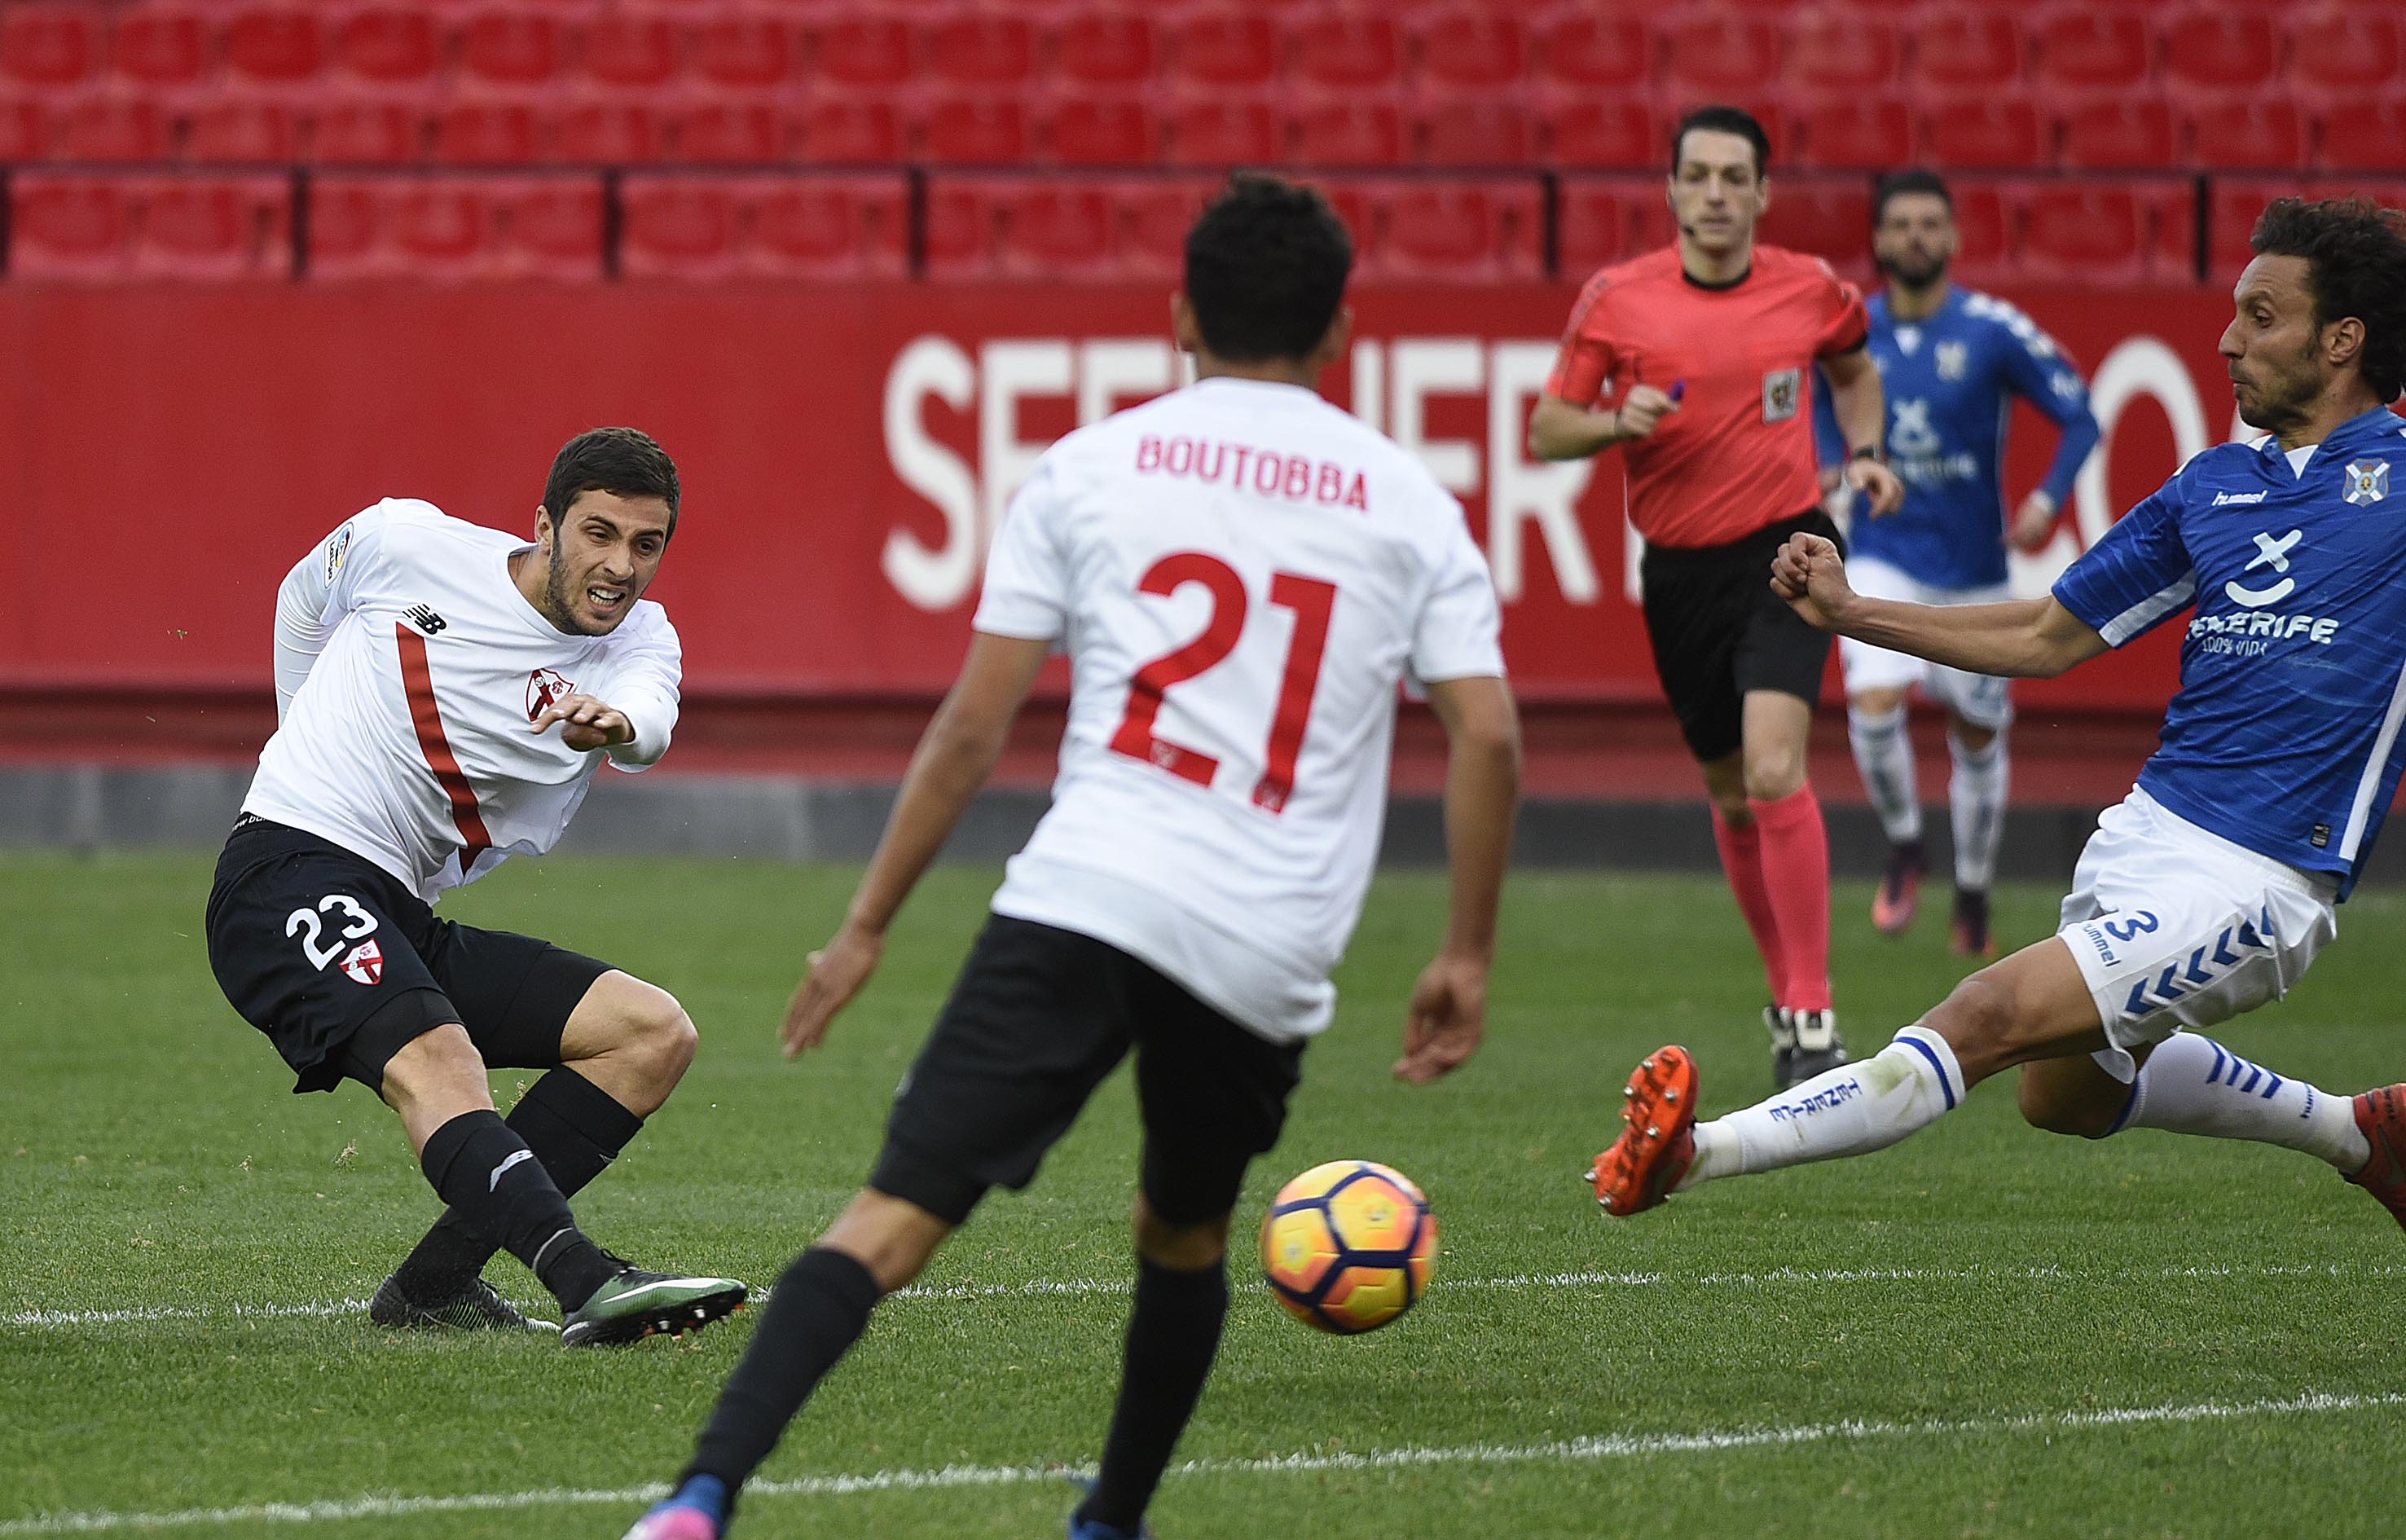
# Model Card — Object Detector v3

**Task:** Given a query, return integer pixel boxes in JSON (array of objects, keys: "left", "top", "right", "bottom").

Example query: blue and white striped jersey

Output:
[{"left": 2053, "top": 406, "right": 2406, "bottom": 896}]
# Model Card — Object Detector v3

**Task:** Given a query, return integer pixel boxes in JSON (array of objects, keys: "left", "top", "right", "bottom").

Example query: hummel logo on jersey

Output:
[
  {"left": 2226, "top": 530, "right": 2303, "bottom": 608},
  {"left": 2344, "top": 459, "right": 2390, "bottom": 506},
  {"left": 403, "top": 604, "right": 447, "bottom": 636},
  {"left": 2210, "top": 490, "right": 2267, "bottom": 506}
]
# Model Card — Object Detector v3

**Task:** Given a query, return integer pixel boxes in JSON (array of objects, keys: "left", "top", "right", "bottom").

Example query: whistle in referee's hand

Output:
[{"left": 1667, "top": 380, "right": 1687, "bottom": 403}]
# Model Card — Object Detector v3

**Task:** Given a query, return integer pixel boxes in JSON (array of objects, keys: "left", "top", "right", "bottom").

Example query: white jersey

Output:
[
  {"left": 976, "top": 376, "right": 1506, "bottom": 1044},
  {"left": 242, "top": 498, "right": 681, "bottom": 901}
]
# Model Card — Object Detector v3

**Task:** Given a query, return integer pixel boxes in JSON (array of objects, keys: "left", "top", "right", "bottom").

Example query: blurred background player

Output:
[
  {"left": 1532, "top": 105, "right": 1906, "bottom": 1089},
  {"left": 1815, "top": 170, "right": 2102, "bottom": 957},
  {"left": 622, "top": 176, "right": 1520, "bottom": 1540},
  {"left": 205, "top": 429, "right": 747, "bottom": 1345},
  {"left": 1594, "top": 198, "right": 2406, "bottom": 1242}
]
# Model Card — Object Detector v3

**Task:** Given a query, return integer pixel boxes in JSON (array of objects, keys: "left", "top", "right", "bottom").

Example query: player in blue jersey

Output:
[
  {"left": 1814, "top": 170, "right": 2101, "bottom": 956},
  {"left": 1593, "top": 196, "right": 2406, "bottom": 1237}
]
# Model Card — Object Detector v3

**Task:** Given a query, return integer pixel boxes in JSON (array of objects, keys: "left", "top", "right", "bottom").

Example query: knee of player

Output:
[
  {"left": 2016, "top": 1071, "right": 2119, "bottom": 1138},
  {"left": 1132, "top": 1197, "right": 1230, "bottom": 1270},
  {"left": 1741, "top": 752, "right": 1806, "bottom": 803},
  {"left": 1921, "top": 973, "right": 2019, "bottom": 1080},
  {"left": 619, "top": 981, "right": 699, "bottom": 1080}
]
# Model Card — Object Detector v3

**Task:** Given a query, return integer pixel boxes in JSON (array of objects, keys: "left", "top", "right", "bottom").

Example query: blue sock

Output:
[{"left": 664, "top": 1474, "right": 728, "bottom": 1523}]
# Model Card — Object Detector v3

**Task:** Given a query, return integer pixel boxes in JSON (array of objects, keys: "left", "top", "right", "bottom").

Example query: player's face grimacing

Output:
[
  {"left": 1873, "top": 192, "right": 1955, "bottom": 289},
  {"left": 2220, "top": 255, "right": 2332, "bottom": 437},
  {"left": 528, "top": 490, "right": 673, "bottom": 636},
  {"left": 1668, "top": 130, "right": 1765, "bottom": 259}
]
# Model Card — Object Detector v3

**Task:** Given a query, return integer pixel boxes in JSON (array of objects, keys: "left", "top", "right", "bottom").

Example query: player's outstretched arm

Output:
[
  {"left": 1396, "top": 675, "right": 1520, "bottom": 1084},
  {"left": 781, "top": 632, "right": 1051, "bottom": 1058},
  {"left": 1770, "top": 533, "right": 2108, "bottom": 679}
]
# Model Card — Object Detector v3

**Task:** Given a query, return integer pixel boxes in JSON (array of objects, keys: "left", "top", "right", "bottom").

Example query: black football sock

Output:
[
  {"left": 390, "top": 1069, "right": 644, "bottom": 1297},
  {"left": 684, "top": 1247, "right": 885, "bottom": 1504},
  {"left": 1076, "top": 1256, "right": 1230, "bottom": 1535},
  {"left": 417, "top": 1110, "right": 617, "bottom": 1310}
]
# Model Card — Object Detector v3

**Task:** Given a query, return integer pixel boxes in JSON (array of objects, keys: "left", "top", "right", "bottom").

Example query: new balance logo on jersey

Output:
[{"left": 403, "top": 604, "right": 448, "bottom": 636}]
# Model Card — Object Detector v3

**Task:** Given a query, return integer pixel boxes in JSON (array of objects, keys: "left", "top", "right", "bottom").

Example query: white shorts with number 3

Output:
[{"left": 2058, "top": 788, "right": 2338, "bottom": 1078}]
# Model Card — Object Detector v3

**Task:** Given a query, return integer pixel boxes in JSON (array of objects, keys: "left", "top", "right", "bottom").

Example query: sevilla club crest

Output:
[
  {"left": 526, "top": 667, "right": 576, "bottom": 721},
  {"left": 340, "top": 939, "right": 385, "bottom": 986}
]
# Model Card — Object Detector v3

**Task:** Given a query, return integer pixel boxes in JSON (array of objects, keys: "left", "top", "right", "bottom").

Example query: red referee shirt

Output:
[{"left": 1546, "top": 244, "right": 1870, "bottom": 550}]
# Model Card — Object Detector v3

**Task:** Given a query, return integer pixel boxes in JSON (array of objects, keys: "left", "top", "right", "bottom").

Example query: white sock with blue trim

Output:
[
  {"left": 1677, "top": 1026, "right": 1964, "bottom": 1190},
  {"left": 2115, "top": 1033, "right": 2369, "bottom": 1171},
  {"left": 1947, "top": 732, "right": 2008, "bottom": 891},
  {"left": 1848, "top": 705, "right": 1922, "bottom": 845}
]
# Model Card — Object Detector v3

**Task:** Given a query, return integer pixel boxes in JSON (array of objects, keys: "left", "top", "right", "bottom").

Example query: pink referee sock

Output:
[
  {"left": 1751, "top": 784, "right": 1834, "bottom": 1013},
  {"left": 1712, "top": 806, "right": 1788, "bottom": 1003}
]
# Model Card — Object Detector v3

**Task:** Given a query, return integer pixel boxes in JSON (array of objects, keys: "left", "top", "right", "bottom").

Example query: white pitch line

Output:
[
  {"left": 5, "top": 1388, "right": 2403, "bottom": 1535},
  {"left": 9, "top": 1260, "right": 2402, "bottom": 1330}
]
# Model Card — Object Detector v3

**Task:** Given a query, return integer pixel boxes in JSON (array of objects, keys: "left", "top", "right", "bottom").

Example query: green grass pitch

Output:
[{"left": 4, "top": 849, "right": 2402, "bottom": 1538}]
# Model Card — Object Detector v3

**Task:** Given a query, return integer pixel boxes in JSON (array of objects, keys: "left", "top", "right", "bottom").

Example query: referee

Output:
[{"left": 1533, "top": 105, "right": 1904, "bottom": 1089}]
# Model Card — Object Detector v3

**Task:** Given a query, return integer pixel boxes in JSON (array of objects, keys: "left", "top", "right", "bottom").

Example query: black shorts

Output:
[
  {"left": 1640, "top": 508, "right": 1844, "bottom": 762},
  {"left": 872, "top": 915, "right": 1306, "bottom": 1228},
  {"left": 205, "top": 817, "right": 613, "bottom": 1094}
]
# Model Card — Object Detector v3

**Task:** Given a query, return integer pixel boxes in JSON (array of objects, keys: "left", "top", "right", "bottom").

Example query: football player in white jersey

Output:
[
  {"left": 206, "top": 428, "right": 746, "bottom": 1346},
  {"left": 623, "top": 177, "right": 1521, "bottom": 1540}
]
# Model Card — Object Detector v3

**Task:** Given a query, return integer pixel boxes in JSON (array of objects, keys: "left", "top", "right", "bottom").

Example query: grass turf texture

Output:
[{"left": 3, "top": 851, "right": 2401, "bottom": 1539}]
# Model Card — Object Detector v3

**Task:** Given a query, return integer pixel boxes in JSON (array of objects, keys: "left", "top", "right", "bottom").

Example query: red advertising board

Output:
[{"left": 0, "top": 280, "right": 2266, "bottom": 714}]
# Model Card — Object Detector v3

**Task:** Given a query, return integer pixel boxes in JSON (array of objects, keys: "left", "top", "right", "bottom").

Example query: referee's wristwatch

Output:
[{"left": 1848, "top": 444, "right": 1885, "bottom": 464}]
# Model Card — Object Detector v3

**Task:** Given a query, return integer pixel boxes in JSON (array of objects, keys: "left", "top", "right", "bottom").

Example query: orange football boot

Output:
[
  {"left": 2345, "top": 1084, "right": 2406, "bottom": 1234},
  {"left": 1589, "top": 1046, "right": 1700, "bottom": 1217}
]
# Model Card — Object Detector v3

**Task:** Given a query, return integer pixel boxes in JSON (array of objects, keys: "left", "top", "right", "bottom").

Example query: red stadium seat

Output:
[
  {"left": 11, "top": 175, "right": 133, "bottom": 279},
  {"left": 2187, "top": 100, "right": 2303, "bottom": 171},
  {"left": 497, "top": 178, "right": 605, "bottom": 279},
  {"left": 1, "top": 7, "right": 100, "bottom": 90},
  {"left": 1797, "top": 97, "right": 1912, "bottom": 170},
  {"left": 812, "top": 20, "right": 912, "bottom": 91},
  {"left": 1907, "top": 10, "right": 2024, "bottom": 90},
  {"left": 308, "top": 175, "right": 599, "bottom": 281},
  {"left": 225, "top": 8, "right": 323, "bottom": 90},
  {"left": 1415, "top": 101, "right": 1532, "bottom": 168},
  {"left": 1543, "top": 102, "right": 1659, "bottom": 169},
  {"left": 1171, "top": 13, "right": 1276, "bottom": 90},
  {"left": 309, "top": 101, "right": 423, "bottom": 164},
  {"left": 1046, "top": 99, "right": 1158, "bottom": 166},
  {"left": 1757, "top": 182, "right": 1872, "bottom": 275},
  {"left": 1311, "top": 183, "right": 1378, "bottom": 268},
  {"left": 2017, "top": 183, "right": 2159, "bottom": 284},
  {"left": 1787, "top": 12, "right": 1902, "bottom": 95},
  {"left": 796, "top": 100, "right": 902, "bottom": 162},
  {"left": 333, "top": 10, "right": 441, "bottom": 93},
  {"left": 2318, "top": 98, "right": 2406, "bottom": 171},
  {"left": 746, "top": 177, "right": 908, "bottom": 279},
  {"left": 996, "top": 183, "right": 1119, "bottom": 278},
  {"left": 555, "top": 102, "right": 661, "bottom": 164},
  {"left": 672, "top": 103, "right": 786, "bottom": 165},
  {"left": 108, "top": 11, "right": 209, "bottom": 95},
  {"left": 1053, "top": 15, "right": 1155, "bottom": 88},
  {"left": 1414, "top": 14, "right": 1525, "bottom": 92},
  {"left": 1291, "top": 15, "right": 1401, "bottom": 90},
  {"left": 1663, "top": 15, "right": 1780, "bottom": 95},
  {"left": 2162, "top": 11, "right": 2277, "bottom": 93},
  {"left": 458, "top": 13, "right": 563, "bottom": 90},
  {"left": 2289, "top": 10, "right": 2402, "bottom": 100},
  {"left": 921, "top": 97, "right": 1030, "bottom": 165},
  {"left": 1370, "top": 180, "right": 1542, "bottom": 282},
  {"left": 1536, "top": 15, "right": 1649, "bottom": 92},
  {"left": 695, "top": 15, "right": 794, "bottom": 93},
  {"left": 1921, "top": 99, "right": 2045, "bottom": 169},
  {"left": 1946, "top": 183, "right": 2012, "bottom": 287},
  {"left": 619, "top": 177, "right": 737, "bottom": 279},
  {"left": 922, "top": 182, "right": 1001, "bottom": 279},
  {"left": 1557, "top": 178, "right": 1674, "bottom": 272},
  {"left": 0, "top": 99, "right": 42, "bottom": 160},
  {"left": 186, "top": 100, "right": 298, "bottom": 161},
  {"left": 58, "top": 99, "right": 169, "bottom": 161},
  {"left": 1290, "top": 103, "right": 1402, "bottom": 166},
  {"left": 2057, "top": 100, "right": 2177, "bottom": 169},
  {"left": 134, "top": 174, "right": 293, "bottom": 279},
  {"left": 1167, "top": 99, "right": 1279, "bottom": 165},
  {"left": 433, "top": 102, "right": 539, "bottom": 165},
  {"left": 1121, "top": 178, "right": 1217, "bottom": 277},
  {"left": 2034, "top": 12, "right": 2151, "bottom": 93},
  {"left": 925, "top": 14, "right": 1033, "bottom": 86},
  {"left": 578, "top": 14, "right": 679, "bottom": 91}
]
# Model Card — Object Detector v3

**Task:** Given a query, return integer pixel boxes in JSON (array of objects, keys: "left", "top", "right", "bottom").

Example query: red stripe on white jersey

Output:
[{"left": 396, "top": 623, "right": 494, "bottom": 878}]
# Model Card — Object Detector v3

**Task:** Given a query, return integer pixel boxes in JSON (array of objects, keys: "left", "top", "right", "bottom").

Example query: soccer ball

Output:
[{"left": 1259, "top": 1159, "right": 1437, "bottom": 1335}]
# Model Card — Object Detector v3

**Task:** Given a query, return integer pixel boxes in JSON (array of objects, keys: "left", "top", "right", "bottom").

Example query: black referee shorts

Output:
[
  {"left": 205, "top": 817, "right": 613, "bottom": 1094},
  {"left": 872, "top": 915, "right": 1306, "bottom": 1229},
  {"left": 1639, "top": 508, "right": 1844, "bottom": 763}
]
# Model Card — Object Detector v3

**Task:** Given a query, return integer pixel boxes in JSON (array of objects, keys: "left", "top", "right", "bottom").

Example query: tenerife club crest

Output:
[
  {"left": 2343, "top": 459, "right": 2390, "bottom": 507},
  {"left": 526, "top": 667, "right": 577, "bottom": 721}
]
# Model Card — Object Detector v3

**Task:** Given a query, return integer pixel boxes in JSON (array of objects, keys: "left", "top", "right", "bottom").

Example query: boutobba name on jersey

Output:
[
  {"left": 2053, "top": 407, "right": 2406, "bottom": 893},
  {"left": 244, "top": 499, "right": 683, "bottom": 901},
  {"left": 975, "top": 376, "right": 1505, "bottom": 1045}
]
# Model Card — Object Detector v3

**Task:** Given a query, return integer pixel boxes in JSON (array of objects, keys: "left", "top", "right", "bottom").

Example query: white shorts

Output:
[
  {"left": 2058, "top": 789, "right": 2339, "bottom": 1078},
  {"left": 1838, "top": 557, "right": 2015, "bottom": 730}
]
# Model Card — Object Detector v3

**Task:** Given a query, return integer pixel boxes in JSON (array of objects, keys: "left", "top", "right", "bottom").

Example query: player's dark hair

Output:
[
  {"left": 1671, "top": 105, "right": 1770, "bottom": 179},
  {"left": 1873, "top": 169, "right": 1952, "bottom": 225},
  {"left": 2250, "top": 196, "right": 2406, "bottom": 403},
  {"left": 542, "top": 427, "right": 681, "bottom": 538},
  {"left": 1184, "top": 174, "right": 1353, "bottom": 363}
]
